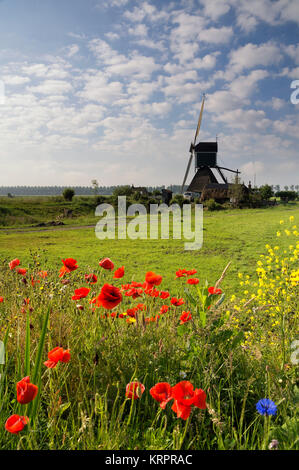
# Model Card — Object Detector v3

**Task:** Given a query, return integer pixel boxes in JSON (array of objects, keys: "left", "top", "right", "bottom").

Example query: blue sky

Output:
[{"left": 0, "top": 0, "right": 298, "bottom": 187}]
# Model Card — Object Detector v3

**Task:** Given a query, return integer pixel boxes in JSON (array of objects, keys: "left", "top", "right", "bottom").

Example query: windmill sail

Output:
[{"left": 181, "top": 94, "right": 205, "bottom": 193}]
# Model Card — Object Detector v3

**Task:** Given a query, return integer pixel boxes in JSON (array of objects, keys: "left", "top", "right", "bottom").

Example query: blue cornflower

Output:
[{"left": 256, "top": 398, "right": 277, "bottom": 416}]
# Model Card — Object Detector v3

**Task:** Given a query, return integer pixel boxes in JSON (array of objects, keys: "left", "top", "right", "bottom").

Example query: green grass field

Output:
[
  {"left": 0, "top": 202, "right": 298, "bottom": 296},
  {"left": 0, "top": 199, "right": 298, "bottom": 450}
]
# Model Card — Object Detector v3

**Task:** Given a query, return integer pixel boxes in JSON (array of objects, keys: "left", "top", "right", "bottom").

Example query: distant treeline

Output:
[{"left": 0, "top": 185, "right": 183, "bottom": 196}]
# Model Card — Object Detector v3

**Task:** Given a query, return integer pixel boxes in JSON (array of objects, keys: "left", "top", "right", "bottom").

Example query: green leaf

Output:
[{"left": 184, "top": 287, "right": 197, "bottom": 306}]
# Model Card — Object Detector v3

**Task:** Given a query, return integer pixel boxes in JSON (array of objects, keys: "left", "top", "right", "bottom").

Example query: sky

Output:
[{"left": 0, "top": 0, "right": 298, "bottom": 188}]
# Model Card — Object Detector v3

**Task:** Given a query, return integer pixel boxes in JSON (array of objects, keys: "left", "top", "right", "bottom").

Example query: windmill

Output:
[{"left": 181, "top": 94, "right": 240, "bottom": 198}]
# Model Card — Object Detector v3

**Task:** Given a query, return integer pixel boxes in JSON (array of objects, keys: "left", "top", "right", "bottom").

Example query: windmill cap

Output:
[{"left": 194, "top": 142, "right": 218, "bottom": 153}]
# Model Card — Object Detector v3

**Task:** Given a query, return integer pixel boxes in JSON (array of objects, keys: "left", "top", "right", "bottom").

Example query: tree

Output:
[
  {"left": 260, "top": 184, "right": 274, "bottom": 200},
  {"left": 91, "top": 179, "right": 99, "bottom": 196},
  {"left": 63, "top": 188, "right": 75, "bottom": 201},
  {"left": 112, "top": 185, "right": 134, "bottom": 197}
]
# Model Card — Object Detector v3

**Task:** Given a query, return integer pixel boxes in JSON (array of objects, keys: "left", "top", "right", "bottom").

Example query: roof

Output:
[{"left": 194, "top": 142, "right": 218, "bottom": 153}]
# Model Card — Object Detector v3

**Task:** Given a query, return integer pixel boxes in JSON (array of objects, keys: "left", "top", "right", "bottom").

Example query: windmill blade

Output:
[
  {"left": 193, "top": 93, "right": 205, "bottom": 147},
  {"left": 181, "top": 150, "right": 194, "bottom": 193},
  {"left": 181, "top": 93, "right": 206, "bottom": 193}
]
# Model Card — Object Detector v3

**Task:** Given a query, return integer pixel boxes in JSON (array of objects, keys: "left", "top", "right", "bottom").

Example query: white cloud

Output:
[
  {"left": 199, "top": 0, "right": 231, "bottom": 20},
  {"left": 105, "top": 32, "right": 120, "bottom": 41},
  {"left": 27, "top": 79, "right": 73, "bottom": 95},
  {"left": 128, "top": 23, "right": 148, "bottom": 37},
  {"left": 66, "top": 44, "right": 79, "bottom": 58},
  {"left": 3, "top": 75, "right": 30, "bottom": 85},
  {"left": 227, "top": 42, "right": 282, "bottom": 78}
]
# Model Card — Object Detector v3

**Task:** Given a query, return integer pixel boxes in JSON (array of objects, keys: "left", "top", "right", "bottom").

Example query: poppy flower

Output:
[
  {"left": 31, "top": 276, "right": 40, "bottom": 287},
  {"left": 187, "top": 269, "right": 197, "bottom": 276},
  {"left": 16, "top": 376, "right": 38, "bottom": 405},
  {"left": 171, "top": 297, "right": 184, "bottom": 307},
  {"left": 99, "top": 258, "right": 114, "bottom": 270},
  {"left": 124, "top": 287, "right": 143, "bottom": 299},
  {"left": 171, "top": 381, "right": 206, "bottom": 420},
  {"left": 136, "top": 303, "right": 146, "bottom": 311},
  {"left": 59, "top": 258, "right": 78, "bottom": 277},
  {"left": 127, "top": 308, "right": 137, "bottom": 318},
  {"left": 208, "top": 286, "right": 222, "bottom": 295},
  {"left": 150, "top": 382, "right": 173, "bottom": 409},
  {"left": 125, "top": 381, "right": 145, "bottom": 399},
  {"left": 0, "top": 297, "right": 4, "bottom": 303},
  {"left": 187, "top": 278, "right": 199, "bottom": 285},
  {"left": 97, "top": 284, "right": 122, "bottom": 310},
  {"left": 145, "top": 271, "right": 162, "bottom": 287},
  {"left": 37, "top": 271, "right": 48, "bottom": 278},
  {"left": 159, "top": 305, "right": 169, "bottom": 314},
  {"left": 9, "top": 258, "right": 20, "bottom": 270},
  {"left": 5, "top": 414, "right": 29, "bottom": 434},
  {"left": 175, "top": 269, "right": 188, "bottom": 278},
  {"left": 17, "top": 268, "right": 27, "bottom": 276},
  {"left": 44, "top": 347, "right": 71, "bottom": 368},
  {"left": 114, "top": 266, "right": 125, "bottom": 279},
  {"left": 71, "top": 287, "right": 91, "bottom": 301},
  {"left": 180, "top": 311, "right": 192, "bottom": 324},
  {"left": 160, "top": 291, "right": 170, "bottom": 299},
  {"left": 85, "top": 273, "right": 97, "bottom": 284}
]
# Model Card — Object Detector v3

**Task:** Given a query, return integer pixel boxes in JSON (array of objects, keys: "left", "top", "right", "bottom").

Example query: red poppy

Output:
[
  {"left": 150, "top": 382, "right": 173, "bottom": 409},
  {"left": 171, "top": 297, "right": 184, "bottom": 307},
  {"left": 125, "top": 381, "right": 145, "bottom": 399},
  {"left": 130, "top": 281, "right": 143, "bottom": 288},
  {"left": 159, "top": 305, "right": 169, "bottom": 314},
  {"left": 208, "top": 286, "right": 222, "bottom": 295},
  {"left": 171, "top": 381, "right": 206, "bottom": 420},
  {"left": 127, "top": 308, "right": 137, "bottom": 318},
  {"left": 5, "top": 414, "right": 29, "bottom": 434},
  {"left": 17, "top": 268, "right": 27, "bottom": 276},
  {"left": 97, "top": 284, "right": 122, "bottom": 310},
  {"left": 9, "top": 258, "right": 20, "bottom": 270},
  {"left": 72, "top": 287, "right": 91, "bottom": 301},
  {"left": 37, "top": 271, "right": 48, "bottom": 278},
  {"left": 16, "top": 376, "right": 38, "bottom": 405},
  {"left": 31, "top": 276, "right": 40, "bottom": 287},
  {"left": 136, "top": 303, "right": 146, "bottom": 311},
  {"left": 145, "top": 271, "right": 162, "bottom": 287},
  {"left": 124, "top": 287, "right": 143, "bottom": 299},
  {"left": 113, "top": 266, "right": 125, "bottom": 279},
  {"left": 99, "top": 258, "right": 114, "bottom": 270},
  {"left": 0, "top": 297, "right": 4, "bottom": 303},
  {"left": 59, "top": 258, "right": 78, "bottom": 277},
  {"left": 180, "top": 311, "right": 192, "bottom": 324},
  {"left": 175, "top": 269, "right": 188, "bottom": 278},
  {"left": 85, "top": 273, "right": 97, "bottom": 284},
  {"left": 44, "top": 347, "right": 71, "bottom": 368},
  {"left": 187, "top": 269, "right": 197, "bottom": 276},
  {"left": 187, "top": 278, "right": 199, "bottom": 285},
  {"left": 160, "top": 291, "right": 170, "bottom": 299}
]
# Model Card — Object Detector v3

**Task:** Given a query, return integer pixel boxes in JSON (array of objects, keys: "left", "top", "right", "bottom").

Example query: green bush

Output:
[
  {"left": 62, "top": 188, "right": 75, "bottom": 201},
  {"left": 205, "top": 198, "right": 223, "bottom": 211}
]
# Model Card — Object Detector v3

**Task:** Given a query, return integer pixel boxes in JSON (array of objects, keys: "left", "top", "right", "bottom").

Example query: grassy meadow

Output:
[{"left": 0, "top": 198, "right": 298, "bottom": 450}]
